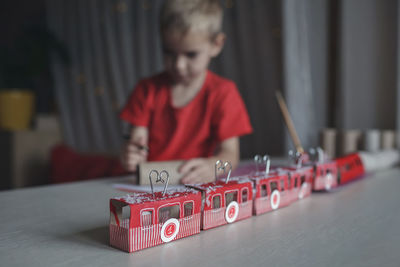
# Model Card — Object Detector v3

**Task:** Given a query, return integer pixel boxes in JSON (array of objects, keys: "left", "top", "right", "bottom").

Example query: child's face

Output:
[{"left": 162, "top": 30, "right": 224, "bottom": 86}]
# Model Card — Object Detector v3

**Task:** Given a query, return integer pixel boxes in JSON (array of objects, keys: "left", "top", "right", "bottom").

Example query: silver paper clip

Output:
[
  {"left": 149, "top": 170, "right": 170, "bottom": 198},
  {"left": 215, "top": 160, "right": 232, "bottom": 184},
  {"left": 288, "top": 150, "right": 304, "bottom": 169},
  {"left": 254, "top": 154, "right": 270, "bottom": 174}
]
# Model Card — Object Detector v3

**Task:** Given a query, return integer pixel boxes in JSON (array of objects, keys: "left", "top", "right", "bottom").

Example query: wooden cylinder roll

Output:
[
  {"left": 339, "top": 129, "right": 362, "bottom": 156},
  {"left": 381, "top": 130, "right": 396, "bottom": 150},
  {"left": 363, "top": 129, "right": 381, "bottom": 152},
  {"left": 320, "top": 128, "right": 337, "bottom": 159}
]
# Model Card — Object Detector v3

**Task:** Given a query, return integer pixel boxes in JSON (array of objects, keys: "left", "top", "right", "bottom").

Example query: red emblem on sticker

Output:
[
  {"left": 225, "top": 201, "right": 239, "bottom": 223},
  {"left": 273, "top": 194, "right": 278, "bottom": 204},
  {"left": 228, "top": 206, "right": 236, "bottom": 218},
  {"left": 165, "top": 223, "right": 176, "bottom": 238},
  {"left": 161, "top": 218, "right": 180, "bottom": 243}
]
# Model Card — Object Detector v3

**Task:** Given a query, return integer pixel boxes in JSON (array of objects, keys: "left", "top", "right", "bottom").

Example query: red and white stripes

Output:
[
  {"left": 110, "top": 224, "right": 129, "bottom": 252},
  {"left": 203, "top": 209, "right": 225, "bottom": 230},
  {"left": 314, "top": 175, "right": 337, "bottom": 191},
  {"left": 176, "top": 213, "right": 201, "bottom": 240},
  {"left": 236, "top": 201, "right": 252, "bottom": 221},
  {"left": 254, "top": 186, "right": 312, "bottom": 215},
  {"left": 255, "top": 197, "right": 271, "bottom": 215},
  {"left": 203, "top": 201, "right": 253, "bottom": 230},
  {"left": 110, "top": 213, "right": 201, "bottom": 252}
]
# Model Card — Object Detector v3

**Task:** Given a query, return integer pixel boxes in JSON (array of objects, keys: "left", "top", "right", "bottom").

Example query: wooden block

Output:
[{"left": 138, "top": 160, "right": 184, "bottom": 185}]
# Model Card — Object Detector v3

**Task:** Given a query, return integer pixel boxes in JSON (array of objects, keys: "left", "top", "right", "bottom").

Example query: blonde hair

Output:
[{"left": 160, "top": 0, "right": 223, "bottom": 38}]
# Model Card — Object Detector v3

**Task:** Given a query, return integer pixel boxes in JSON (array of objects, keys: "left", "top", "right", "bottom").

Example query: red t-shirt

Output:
[{"left": 120, "top": 70, "right": 253, "bottom": 161}]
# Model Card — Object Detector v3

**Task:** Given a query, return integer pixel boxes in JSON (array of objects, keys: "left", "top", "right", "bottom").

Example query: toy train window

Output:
[
  {"left": 242, "top": 188, "right": 248, "bottom": 202},
  {"left": 280, "top": 180, "right": 285, "bottom": 191},
  {"left": 110, "top": 200, "right": 130, "bottom": 228},
  {"left": 225, "top": 191, "right": 238, "bottom": 206},
  {"left": 141, "top": 209, "right": 153, "bottom": 227},
  {"left": 122, "top": 206, "right": 130, "bottom": 221},
  {"left": 270, "top": 181, "right": 278, "bottom": 192},
  {"left": 294, "top": 177, "right": 298, "bottom": 188},
  {"left": 261, "top": 184, "right": 268, "bottom": 197},
  {"left": 288, "top": 175, "right": 292, "bottom": 189},
  {"left": 159, "top": 204, "right": 180, "bottom": 224},
  {"left": 300, "top": 175, "right": 305, "bottom": 185},
  {"left": 184, "top": 202, "right": 193, "bottom": 217},
  {"left": 213, "top": 195, "right": 221, "bottom": 209}
]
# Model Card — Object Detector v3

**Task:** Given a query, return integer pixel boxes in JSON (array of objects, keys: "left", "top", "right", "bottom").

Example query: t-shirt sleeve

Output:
[
  {"left": 212, "top": 82, "right": 253, "bottom": 142},
  {"left": 119, "top": 80, "right": 153, "bottom": 127}
]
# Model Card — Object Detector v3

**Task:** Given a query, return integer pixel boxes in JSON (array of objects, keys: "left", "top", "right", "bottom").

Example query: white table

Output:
[{"left": 1, "top": 168, "right": 400, "bottom": 267}]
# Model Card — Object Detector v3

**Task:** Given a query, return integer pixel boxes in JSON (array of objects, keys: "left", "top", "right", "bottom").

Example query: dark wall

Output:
[{"left": 0, "top": 0, "right": 55, "bottom": 113}]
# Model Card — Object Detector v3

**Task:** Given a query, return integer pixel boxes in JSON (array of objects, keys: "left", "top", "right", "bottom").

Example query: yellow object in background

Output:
[{"left": 0, "top": 90, "right": 35, "bottom": 131}]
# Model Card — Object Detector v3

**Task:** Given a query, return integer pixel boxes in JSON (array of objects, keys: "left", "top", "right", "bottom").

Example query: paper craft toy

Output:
[
  {"left": 188, "top": 161, "right": 253, "bottom": 230},
  {"left": 110, "top": 170, "right": 201, "bottom": 252}
]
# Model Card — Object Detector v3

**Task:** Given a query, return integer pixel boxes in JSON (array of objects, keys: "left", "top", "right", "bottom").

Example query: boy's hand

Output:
[
  {"left": 179, "top": 158, "right": 216, "bottom": 184},
  {"left": 121, "top": 137, "right": 148, "bottom": 172}
]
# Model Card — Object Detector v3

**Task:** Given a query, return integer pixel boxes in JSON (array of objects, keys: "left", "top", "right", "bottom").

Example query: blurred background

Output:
[{"left": 0, "top": 0, "right": 398, "bottom": 190}]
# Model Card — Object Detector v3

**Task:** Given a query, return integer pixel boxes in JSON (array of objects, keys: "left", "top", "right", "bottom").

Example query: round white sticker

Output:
[
  {"left": 298, "top": 183, "right": 307, "bottom": 199},
  {"left": 270, "top": 190, "right": 280, "bottom": 210},
  {"left": 225, "top": 201, "right": 239, "bottom": 223},
  {"left": 161, "top": 218, "right": 180, "bottom": 243},
  {"left": 325, "top": 173, "right": 333, "bottom": 191}
]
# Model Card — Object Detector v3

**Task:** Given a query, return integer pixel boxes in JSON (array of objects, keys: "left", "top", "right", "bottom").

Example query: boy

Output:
[{"left": 120, "top": 0, "right": 252, "bottom": 184}]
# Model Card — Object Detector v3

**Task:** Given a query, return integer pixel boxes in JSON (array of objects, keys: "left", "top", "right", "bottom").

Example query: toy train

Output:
[{"left": 109, "top": 149, "right": 366, "bottom": 253}]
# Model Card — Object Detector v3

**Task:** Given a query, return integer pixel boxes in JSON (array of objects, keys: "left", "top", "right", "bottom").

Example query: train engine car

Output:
[
  {"left": 335, "top": 153, "right": 365, "bottom": 185},
  {"left": 109, "top": 186, "right": 202, "bottom": 252},
  {"left": 309, "top": 149, "right": 365, "bottom": 190}
]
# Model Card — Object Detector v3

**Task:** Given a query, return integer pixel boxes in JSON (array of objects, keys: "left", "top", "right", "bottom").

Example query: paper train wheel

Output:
[
  {"left": 298, "top": 183, "right": 308, "bottom": 199},
  {"left": 225, "top": 201, "right": 239, "bottom": 223},
  {"left": 325, "top": 173, "right": 333, "bottom": 191},
  {"left": 270, "top": 190, "right": 280, "bottom": 210},
  {"left": 161, "top": 218, "right": 180, "bottom": 243}
]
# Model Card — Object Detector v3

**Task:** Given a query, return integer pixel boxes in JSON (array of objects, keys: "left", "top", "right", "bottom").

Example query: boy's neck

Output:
[{"left": 170, "top": 70, "right": 208, "bottom": 108}]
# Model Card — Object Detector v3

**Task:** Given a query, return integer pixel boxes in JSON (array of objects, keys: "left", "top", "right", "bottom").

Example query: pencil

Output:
[{"left": 123, "top": 135, "right": 149, "bottom": 152}]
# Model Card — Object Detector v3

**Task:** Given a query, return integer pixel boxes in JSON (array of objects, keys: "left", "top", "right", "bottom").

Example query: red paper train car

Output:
[
  {"left": 248, "top": 166, "right": 313, "bottom": 215},
  {"left": 188, "top": 179, "right": 253, "bottom": 230},
  {"left": 110, "top": 188, "right": 201, "bottom": 252}
]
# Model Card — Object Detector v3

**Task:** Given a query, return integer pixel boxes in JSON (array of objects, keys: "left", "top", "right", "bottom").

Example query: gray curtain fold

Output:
[
  {"left": 282, "top": 0, "right": 317, "bottom": 151},
  {"left": 396, "top": 1, "right": 400, "bottom": 147}
]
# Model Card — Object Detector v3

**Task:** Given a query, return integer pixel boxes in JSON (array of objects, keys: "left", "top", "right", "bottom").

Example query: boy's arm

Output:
[
  {"left": 121, "top": 126, "right": 149, "bottom": 172},
  {"left": 179, "top": 136, "right": 239, "bottom": 184}
]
